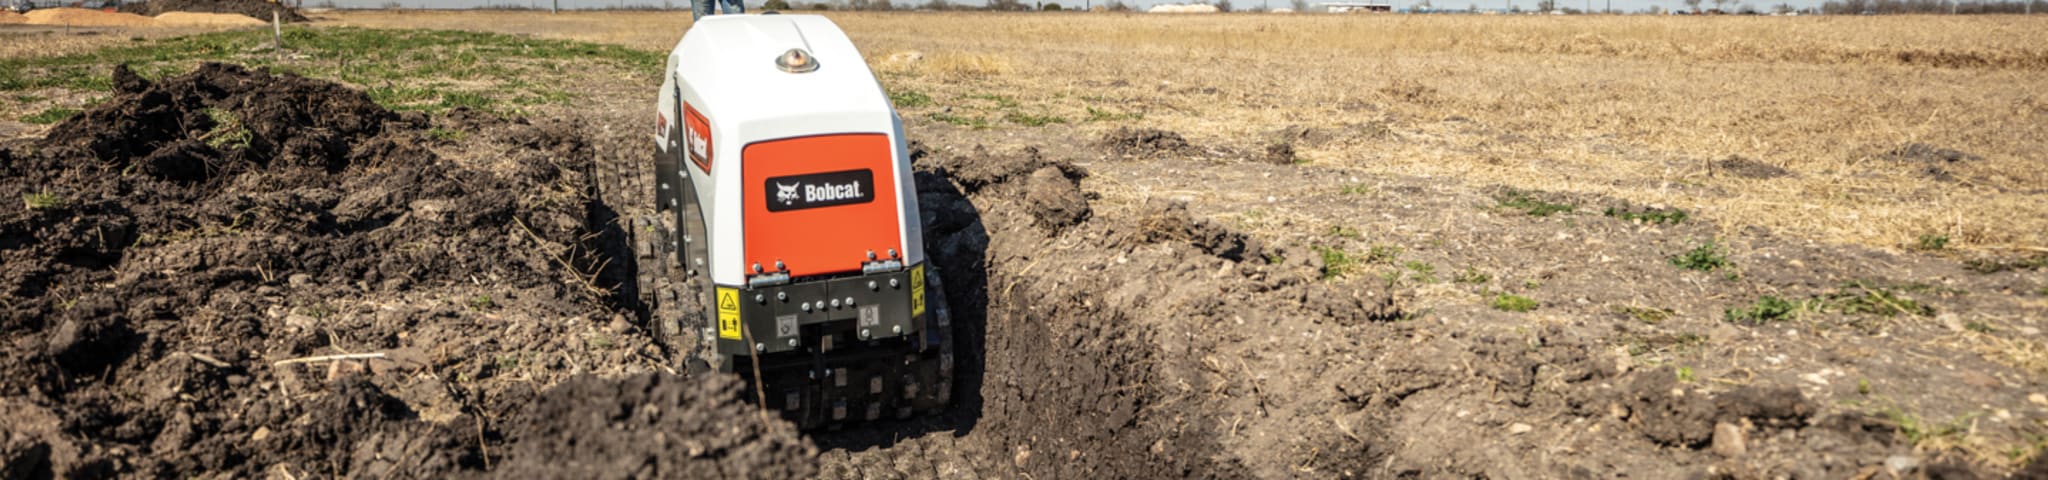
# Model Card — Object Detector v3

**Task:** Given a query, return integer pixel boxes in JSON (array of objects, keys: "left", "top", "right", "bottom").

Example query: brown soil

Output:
[
  {"left": 23, "top": 8, "right": 156, "bottom": 27},
  {"left": 0, "top": 63, "right": 806, "bottom": 477},
  {"left": 6, "top": 52, "right": 2046, "bottom": 478},
  {"left": 121, "top": 0, "right": 308, "bottom": 23},
  {"left": 0, "top": 11, "right": 26, "bottom": 24}
]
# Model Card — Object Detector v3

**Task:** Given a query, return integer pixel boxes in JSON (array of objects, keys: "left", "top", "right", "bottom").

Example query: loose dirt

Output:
[
  {"left": 7, "top": 36, "right": 2048, "bottom": 477},
  {"left": 0, "top": 63, "right": 807, "bottom": 478},
  {"left": 0, "top": 11, "right": 26, "bottom": 24},
  {"left": 23, "top": 8, "right": 156, "bottom": 27},
  {"left": 121, "top": 0, "right": 308, "bottom": 23}
]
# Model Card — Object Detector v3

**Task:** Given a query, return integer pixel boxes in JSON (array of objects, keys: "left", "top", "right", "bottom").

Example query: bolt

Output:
[
  {"left": 844, "top": 297, "right": 855, "bottom": 307},
  {"left": 754, "top": 343, "right": 765, "bottom": 352},
  {"left": 788, "top": 338, "right": 799, "bottom": 347},
  {"left": 889, "top": 278, "right": 900, "bottom": 288},
  {"left": 775, "top": 260, "right": 785, "bottom": 271},
  {"left": 830, "top": 299, "right": 841, "bottom": 309},
  {"left": 892, "top": 325, "right": 902, "bottom": 334},
  {"left": 860, "top": 329, "right": 870, "bottom": 339},
  {"left": 867, "top": 250, "right": 877, "bottom": 260},
  {"left": 888, "top": 248, "right": 898, "bottom": 258},
  {"left": 754, "top": 294, "right": 765, "bottom": 304},
  {"left": 752, "top": 263, "right": 763, "bottom": 273},
  {"left": 868, "top": 280, "right": 879, "bottom": 291},
  {"left": 802, "top": 303, "right": 812, "bottom": 313},
  {"left": 777, "top": 291, "right": 788, "bottom": 301}
]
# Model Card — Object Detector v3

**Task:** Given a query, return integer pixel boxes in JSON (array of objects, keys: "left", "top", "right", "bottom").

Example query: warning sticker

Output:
[
  {"left": 716, "top": 287, "right": 741, "bottom": 340},
  {"left": 910, "top": 267, "right": 926, "bottom": 317}
]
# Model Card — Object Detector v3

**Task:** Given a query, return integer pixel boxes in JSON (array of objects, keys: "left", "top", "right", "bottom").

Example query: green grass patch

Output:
[
  {"left": 1823, "top": 282, "right": 1933, "bottom": 317},
  {"left": 1724, "top": 295, "right": 1806, "bottom": 325},
  {"left": 200, "top": 107, "right": 251, "bottom": 150},
  {"left": 1495, "top": 190, "right": 1575, "bottom": 217},
  {"left": 21, "top": 191, "right": 64, "bottom": 210},
  {"left": 19, "top": 107, "right": 78, "bottom": 125},
  {"left": 1492, "top": 294, "right": 1537, "bottom": 312},
  {"left": 929, "top": 112, "right": 989, "bottom": 129},
  {"left": 1454, "top": 267, "right": 1490, "bottom": 284},
  {"left": 1338, "top": 183, "right": 1373, "bottom": 195},
  {"left": 889, "top": 89, "right": 932, "bottom": 108},
  {"left": 1604, "top": 206, "right": 1688, "bottom": 225},
  {"left": 429, "top": 127, "right": 466, "bottom": 142},
  {"left": 1315, "top": 245, "right": 1357, "bottom": 280},
  {"left": 1085, "top": 106, "right": 1143, "bottom": 122},
  {"left": 1003, "top": 111, "right": 1066, "bottom": 127},
  {"left": 1670, "top": 239, "right": 1732, "bottom": 272},
  {"left": 1366, "top": 244, "right": 1401, "bottom": 264}
]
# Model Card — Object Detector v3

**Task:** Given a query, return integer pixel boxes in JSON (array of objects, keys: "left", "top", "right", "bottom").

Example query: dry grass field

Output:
[
  {"left": 5, "top": 9, "right": 2047, "bottom": 478},
  {"left": 320, "top": 11, "right": 2048, "bottom": 255}
]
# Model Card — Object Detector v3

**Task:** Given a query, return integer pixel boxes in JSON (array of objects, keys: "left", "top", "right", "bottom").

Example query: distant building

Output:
[{"left": 1320, "top": 2, "right": 1392, "bottom": 12}]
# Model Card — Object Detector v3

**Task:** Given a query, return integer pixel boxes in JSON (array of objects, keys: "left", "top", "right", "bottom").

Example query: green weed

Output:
[
  {"left": 429, "top": 127, "right": 466, "bottom": 142},
  {"left": 21, "top": 191, "right": 64, "bottom": 210},
  {"left": 1454, "top": 267, "right": 1490, "bottom": 284},
  {"left": 1604, "top": 206, "right": 1689, "bottom": 225},
  {"left": 1338, "top": 183, "right": 1373, "bottom": 195},
  {"left": 1492, "top": 294, "right": 1537, "bottom": 312},
  {"left": 201, "top": 107, "right": 251, "bottom": 150},
  {"left": 20, "top": 107, "right": 78, "bottom": 125},
  {"left": 1315, "top": 246, "right": 1357, "bottom": 280},
  {"left": 1676, "top": 366, "right": 1696, "bottom": 382},
  {"left": 1366, "top": 244, "right": 1402, "bottom": 264},
  {"left": 930, "top": 112, "right": 989, "bottom": 129},
  {"left": 1084, "top": 106, "right": 1142, "bottom": 122},
  {"left": 1670, "top": 239, "right": 1732, "bottom": 272},
  {"left": 1003, "top": 111, "right": 1066, "bottom": 126},
  {"left": 1825, "top": 282, "right": 1933, "bottom": 317},
  {"left": 1724, "top": 295, "right": 1805, "bottom": 325},
  {"left": 965, "top": 93, "right": 1017, "bottom": 108},
  {"left": 889, "top": 89, "right": 932, "bottom": 108},
  {"left": 469, "top": 294, "right": 495, "bottom": 311}
]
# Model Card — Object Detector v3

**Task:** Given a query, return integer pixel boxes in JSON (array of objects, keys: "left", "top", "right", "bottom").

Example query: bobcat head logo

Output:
[{"left": 775, "top": 182, "right": 801, "bottom": 206}]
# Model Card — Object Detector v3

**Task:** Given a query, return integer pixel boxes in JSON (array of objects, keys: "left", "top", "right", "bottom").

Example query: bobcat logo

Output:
[{"left": 775, "top": 182, "right": 801, "bottom": 206}]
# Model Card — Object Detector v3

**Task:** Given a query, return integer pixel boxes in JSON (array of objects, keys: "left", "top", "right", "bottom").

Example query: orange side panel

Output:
[{"left": 742, "top": 134, "right": 901, "bottom": 278}]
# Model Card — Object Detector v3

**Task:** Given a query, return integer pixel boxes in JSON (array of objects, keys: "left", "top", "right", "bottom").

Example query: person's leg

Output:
[
  {"left": 693, "top": 0, "right": 712, "bottom": 20},
  {"left": 720, "top": 0, "right": 745, "bottom": 15}
]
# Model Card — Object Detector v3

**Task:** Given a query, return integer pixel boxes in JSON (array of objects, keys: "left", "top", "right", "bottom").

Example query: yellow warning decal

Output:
[
  {"left": 716, "top": 287, "right": 742, "bottom": 340},
  {"left": 910, "top": 266, "right": 926, "bottom": 317}
]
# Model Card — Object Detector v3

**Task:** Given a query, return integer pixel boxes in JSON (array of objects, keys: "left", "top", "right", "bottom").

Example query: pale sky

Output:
[{"left": 313, "top": 0, "right": 1832, "bottom": 13}]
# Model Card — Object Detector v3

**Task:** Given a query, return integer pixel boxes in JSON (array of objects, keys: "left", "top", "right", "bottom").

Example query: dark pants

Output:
[{"left": 693, "top": 0, "right": 745, "bottom": 20}]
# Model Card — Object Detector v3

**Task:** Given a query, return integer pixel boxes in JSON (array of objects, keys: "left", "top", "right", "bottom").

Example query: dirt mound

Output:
[
  {"left": 1023, "top": 166, "right": 1090, "bottom": 232},
  {"left": 0, "top": 62, "right": 800, "bottom": 477},
  {"left": 23, "top": 8, "right": 156, "bottom": 27},
  {"left": 1102, "top": 126, "right": 1194, "bottom": 157},
  {"left": 492, "top": 374, "right": 817, "bottom": 478},
  {"left": 0, "top": 11, "right": 26, "bottom": 24},
  {"left": 152, "top": 11, "right": 267, "bottom": 27},
  {"left": 121, "top": 0, "right": 307, "bottom": 22}
]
